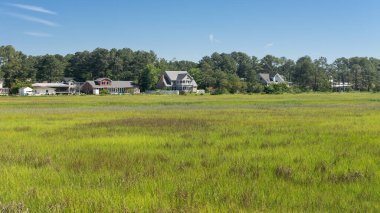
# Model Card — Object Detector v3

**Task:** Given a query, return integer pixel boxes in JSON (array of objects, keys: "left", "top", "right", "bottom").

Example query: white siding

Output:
[{"left": 34, "top": 88, "right": 56, "bottom": 95}]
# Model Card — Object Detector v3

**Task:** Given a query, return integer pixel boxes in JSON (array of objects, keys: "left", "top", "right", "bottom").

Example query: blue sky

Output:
[{"left": 1, "top": 0, "right": 380, "bottom": 62}]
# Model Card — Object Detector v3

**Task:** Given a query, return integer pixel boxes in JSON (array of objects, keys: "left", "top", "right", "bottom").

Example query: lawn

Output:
[{"left": 0, "top": 93, "right": 379, "bottom": 212}]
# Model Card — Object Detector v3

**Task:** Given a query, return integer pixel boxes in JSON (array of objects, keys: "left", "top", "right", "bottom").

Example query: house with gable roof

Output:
[
  {"left": 157, "top": 71, "right": 198, "bottom": 93},
  {"left": 258, "top": 73, "right": 288, "bottom": 86},
  {"left": 80, "top": 78, "right": 140, "bottom": 95}
]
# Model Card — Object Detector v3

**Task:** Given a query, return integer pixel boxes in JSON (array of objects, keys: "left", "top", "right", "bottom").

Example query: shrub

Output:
[
  {"left": 247, "top": 83, "right": 264, "bottom": 93},
  {"left": 290, "top": 85, "right": 303, "bottom": 93},
  {"left": 265, "top": 83, "right": 289, "bottom": 94},
  {"left": 373, "top": 84, "right": 380, "bottom": 92},
  {"left": 211, "top": 88, "right": 228, "bottom": 95},
  {"left": 100, "top": 89, "right": 110, "bottom": 95}
]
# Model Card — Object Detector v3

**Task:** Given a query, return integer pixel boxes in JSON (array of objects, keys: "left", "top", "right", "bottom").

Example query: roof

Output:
[
  {"left": 162, "top": 71, "right": 198, "bottom": 87},
  {"left": 192, "top": 80, "right": 198, "bottom": 87},
  {"left": 63, "top": 77, "right": 75, "bottom": 82},
  {"left": 258, "top": 73, "right": 271, "bottom": 83},
  {"left": 19, "top": 87, "right": 33, "bottom": 90},
  {"left": 32, "top": 83, "right": 70, "bottom": 88},
  {"left": 95, "top": 78, "right": 112, "bottom": 82},
  {"left": 274, "top": 74, "right": 286, "bottom": 82},
  {"left": 165, "top": 71, "right": 189, "bottom": 81},
  {"left": 85, "top": 80, "right": 136, "bottom": 89}
]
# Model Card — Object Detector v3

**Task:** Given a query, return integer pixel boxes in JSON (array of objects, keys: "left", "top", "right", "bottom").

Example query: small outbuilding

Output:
[{"left": 19, "top": 87, "right": 33, "bottom": 96}]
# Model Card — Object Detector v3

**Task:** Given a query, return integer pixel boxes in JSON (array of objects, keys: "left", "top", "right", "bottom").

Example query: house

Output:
[
  {"left": 258, "top": 73, "right": 288, "bottom": 86},
  {"left": 26, "top": 78, "right": 77, "bottom": 96},
  {"left": 157, "top": 71, "right": 198, "bottom": 92},
  {"left": 62, "top": 77, "right": 81, "bottom": 94},
  {"left": 273, "top": 73, "right": 287, "bottom": 83},
  {"left": 19, "top": 87, "right": 33, "bottom": 96},
  {"left": 80, "top": 78, "right": 140, "bottom": 95},
  {"left": 329, "top": 78, "right": 352, "bottom": 92},
  {"left": 258, "top": 73, "right": 272, "bottom": 86},
  {"left": 0, "top": 79, "right": 9, "bottom": 95},
  {"left": 32, "top": 82, "right": 75, "bottom": 95}
]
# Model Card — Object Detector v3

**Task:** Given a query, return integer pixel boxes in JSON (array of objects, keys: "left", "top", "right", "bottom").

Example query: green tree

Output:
[
  {"left": 260, "top": 55, "right": 281, "bottom": 76},
  {"left": 0, "top": 45, "right": 26, "bottom": 87},
  {"left": 231, "top": 52, "right": 255, "bottom": 80},
  {"left": 90, "top": 48, "right": 110, "bottom": 78},
  {"left": 35, "top": 55, "right": 66, "bottom": 82},
  {"left": 333, "top": 58, "right": 351, "bottom": 89},
  {"left": 293, "top": 56, "right": 315, "bottom": 91},
  {"left": 65, "top": 51, "right": 92, "bottom": 81},
  {"left": 139, "top": 64, "right": 160, "bottom": 92}
]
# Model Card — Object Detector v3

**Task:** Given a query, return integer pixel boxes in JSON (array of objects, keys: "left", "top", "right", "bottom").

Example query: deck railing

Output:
[{"left": 0, "top": 88, "right": 9, "bottom": 95}]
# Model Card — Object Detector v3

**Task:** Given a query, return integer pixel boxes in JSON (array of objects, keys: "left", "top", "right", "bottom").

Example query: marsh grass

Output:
[{"left": 0, "top": 93, "right": 379, "bottom": 211}]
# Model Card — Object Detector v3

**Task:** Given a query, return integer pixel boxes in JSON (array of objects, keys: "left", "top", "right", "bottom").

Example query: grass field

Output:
[{"left": 0, "top": 93, "right": 379, "bottom": 212}]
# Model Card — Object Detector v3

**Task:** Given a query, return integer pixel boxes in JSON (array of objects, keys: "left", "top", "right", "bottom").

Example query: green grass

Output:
[{"left": 0, "top": 93, "right": 379, "bottom": 212}]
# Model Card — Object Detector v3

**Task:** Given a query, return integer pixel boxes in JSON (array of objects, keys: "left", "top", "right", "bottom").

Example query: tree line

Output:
[{"left": 1, "top": 45, "right": 380, "bottom": 93}]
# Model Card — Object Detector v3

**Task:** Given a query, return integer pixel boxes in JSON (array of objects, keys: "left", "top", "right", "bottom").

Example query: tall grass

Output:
[{"left": 0, "top": 93, "right": 379, "bottom": 211}]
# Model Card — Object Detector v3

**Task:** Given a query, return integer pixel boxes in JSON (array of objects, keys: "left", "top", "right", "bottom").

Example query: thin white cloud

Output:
[
  {"left": 24, "top": 32, "right": 52, "bottom": 37},
  {"left": 266, "top": 43, "right": 274, "bottom": 48},
  {"left": 209, "top": 34, "right": 221, "bottom": 43},
  {"left": 6, "top": 12, "right": 58, "bottom": 27},
  {"left": 8, "top": 3, "right": 57, "bottom": 15}
]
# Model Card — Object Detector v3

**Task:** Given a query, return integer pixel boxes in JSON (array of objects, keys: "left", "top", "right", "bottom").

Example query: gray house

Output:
[
  {"left": 157, "top": 71, "right": 198, "bottom": 92},
  {"left": 258, "top": 73, "right": 288, "bottom": 86}
]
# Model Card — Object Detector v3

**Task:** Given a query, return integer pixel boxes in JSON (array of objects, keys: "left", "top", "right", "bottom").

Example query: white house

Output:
[
  {"left": 329, "top": 77, "right": 352, "bottom": 91},
  {"left": 157, "top": 71, "right": 198, "bottom": 93},
  {"left": 273, "top": 74, "right": 287, "bottom": 83},
  {"left": 19, "top": 87, "right": 33, "bottom": 96},
  {"left": 0, "top": 79, "right": 9, "bottom": 95},
  {"left": 32, "top": 83, "right": 72, "bottom": 95}
]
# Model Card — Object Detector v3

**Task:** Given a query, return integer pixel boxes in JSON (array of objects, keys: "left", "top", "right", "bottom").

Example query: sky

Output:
[{"left": 1, "top": 0, "right": 380, "bottom": 62}]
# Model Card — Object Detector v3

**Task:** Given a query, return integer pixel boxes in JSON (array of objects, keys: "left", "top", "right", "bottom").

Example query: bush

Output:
[
  {"left": 373, "top": 84, "right": 380, "bottom": 92},
  {"left": 211, "top": 88, "right": 228, "bottom": 95},
  {"left": 247, "top": 83, "right": 264, "bottom": 93},
  {"left": 265, "top": 83, "right": 289, "bottom": 94},
  {"left": 100, "top": 89, "right": 110, "bottom": 95},
  {"left": 289, "top": 85, "right": 303, "bottom": 94}
]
